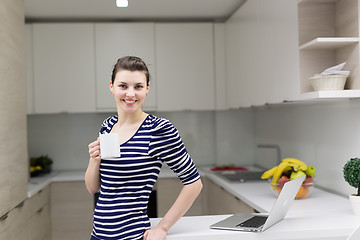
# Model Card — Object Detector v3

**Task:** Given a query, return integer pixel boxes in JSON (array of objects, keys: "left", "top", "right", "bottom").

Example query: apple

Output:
[
  {"left": 304, "top": 175, "right": 314, "bottom": 185},
  {"left": 277, "top": 176, "right": 290, "bottom": 189},
  {"left": 305, "top": 165, "right": 316, "bottom": 177},
  {"left": 290, "top": 170, "right": 305, "bottom": 180}
]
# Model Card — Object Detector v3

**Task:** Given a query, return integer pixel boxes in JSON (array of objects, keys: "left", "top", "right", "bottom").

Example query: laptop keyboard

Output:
[{"left": 236, "top": 216, "right": 268, "bottom": 228}]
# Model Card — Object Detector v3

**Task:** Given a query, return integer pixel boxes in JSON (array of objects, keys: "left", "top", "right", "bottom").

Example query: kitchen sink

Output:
[{"left": 214, "top": 170, "right": 265, "bottom": 182}]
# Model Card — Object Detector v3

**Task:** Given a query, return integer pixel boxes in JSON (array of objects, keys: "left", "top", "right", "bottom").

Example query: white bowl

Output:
[{"left": 309, "top": 74, "right": 348, "bottom": 91}]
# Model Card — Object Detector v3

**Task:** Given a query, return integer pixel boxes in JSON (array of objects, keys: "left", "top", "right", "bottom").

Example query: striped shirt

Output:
[{"left": 91, "top": 114, "right": 200, "bottom": 240}]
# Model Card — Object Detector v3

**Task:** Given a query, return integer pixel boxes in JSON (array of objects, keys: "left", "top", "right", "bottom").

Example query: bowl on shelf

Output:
[
  {"left": 269, "top": 176, "right": 315, "bottom": 199},
  {"left": 309, "top": 74, "right": 348, "bottom": 91}
]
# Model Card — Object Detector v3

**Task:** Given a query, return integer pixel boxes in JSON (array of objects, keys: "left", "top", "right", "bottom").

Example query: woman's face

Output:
[{"left": 110, "top": 70, "right": 150, "bottom": 114}]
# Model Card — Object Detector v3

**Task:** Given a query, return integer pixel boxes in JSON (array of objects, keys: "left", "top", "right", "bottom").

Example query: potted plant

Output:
[{"left": 343, "top": 158, "right": 360, "bottom": 215}]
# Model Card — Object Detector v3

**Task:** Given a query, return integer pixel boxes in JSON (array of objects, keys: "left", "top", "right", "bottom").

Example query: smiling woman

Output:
[{"left": 85, "top": 56, "right": 203, "bottom": 240}]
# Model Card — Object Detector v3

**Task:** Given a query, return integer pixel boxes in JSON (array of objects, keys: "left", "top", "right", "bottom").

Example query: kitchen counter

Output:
[
  {"left": 29, "top": 166, "right": 360, "bottom": 239},
  {"left": 149, "top": 167, "right": 360, "bottom": 240},
  {"left": 27, "top": 165, "right": 188, "bottom": 198}
]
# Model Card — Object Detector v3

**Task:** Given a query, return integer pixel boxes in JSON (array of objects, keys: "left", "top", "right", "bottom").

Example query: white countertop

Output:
[
  {"left": 149, "top": 167, "right": 360, "bottom": 240},
  {"left": 27, "top": 165, "right": 182, "bottom": 198}
]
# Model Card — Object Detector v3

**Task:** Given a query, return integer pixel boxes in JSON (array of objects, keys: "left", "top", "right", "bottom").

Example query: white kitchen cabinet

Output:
[
  {"left": 205, "top": 178, "right": 254, "bottom": 215},
  {"left": 94, "top": 23, "right": 157, "bottom": 111},
  {"left": 297, "top": 0, "right": 360, "bottom": 100},
  {"left": 32, "top": 23, "right": 96, "bottom": 114},
  {"left": 225, "top": 0, "right": 299, "bottom": 108},
  {"left": 214, "top": 23, "right": 228, "bottom": 110},
  {"left": 157, "top": 178, "right": 207, "bottom": 217},
  {"left": 155, "top": 23, "right": 215, "bottom": 111},
  {"left": 51, "top": 181, "right": 93, "bottom": 240}
]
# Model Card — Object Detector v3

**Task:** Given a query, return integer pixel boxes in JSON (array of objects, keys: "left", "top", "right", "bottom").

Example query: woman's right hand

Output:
[
  {"left": 86, "top": 137, "right": 102, "bottom": 194},
  {"left": 88, "top": 137, "right": 101, "bottom": 162}
]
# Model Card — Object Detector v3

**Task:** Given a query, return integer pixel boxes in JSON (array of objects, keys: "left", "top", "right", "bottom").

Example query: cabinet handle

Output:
[
  {"left": 0, "top": 213, "right": 8, "bottom": 222},
  {"left": 37, "top": 207, "right": 43, "bottom": 214},
  {"left": 15, "top": 201, "right": 25, "bottom": 209}
]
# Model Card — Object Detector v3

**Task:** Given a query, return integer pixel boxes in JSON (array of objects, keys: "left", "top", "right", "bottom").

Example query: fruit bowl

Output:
[{"left": 269, "top": 176, "right": 315, "bottom": 199}]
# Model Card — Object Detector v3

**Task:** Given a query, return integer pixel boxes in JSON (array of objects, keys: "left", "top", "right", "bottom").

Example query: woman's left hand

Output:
[{"left": 143, "top": 227, "right": 167, "bottom": 240}]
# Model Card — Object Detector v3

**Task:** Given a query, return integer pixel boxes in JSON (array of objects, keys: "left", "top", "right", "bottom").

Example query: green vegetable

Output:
[{"left": 343, "top": 158, "right": 360, "bottom": 196}]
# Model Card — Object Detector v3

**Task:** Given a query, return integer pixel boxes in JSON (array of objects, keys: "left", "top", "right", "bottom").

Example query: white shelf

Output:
[
  {"left": 298, "top": 0, "right": 337, "bottom": 3},
  {"left": 293, "top": 90, "right": 360, "bottom": 101},
  {"left": 299, "top": 37, "right": 359, "bottom": 50}
]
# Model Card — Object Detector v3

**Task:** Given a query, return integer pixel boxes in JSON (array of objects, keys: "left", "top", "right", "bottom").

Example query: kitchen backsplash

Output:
[
  {"left": 254, "top": 99, "right": 360, "bottom": 197},
  {"left": 27, "top": 100, "right": 360, "bottom": 197},
  {"left": 27, "top": 110, "right": 255, "bottom": 171}
]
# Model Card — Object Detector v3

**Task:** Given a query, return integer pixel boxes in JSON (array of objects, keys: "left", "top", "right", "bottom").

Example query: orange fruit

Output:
[{"left": 296, "top": 186, "right": 309, "bottom": 198}]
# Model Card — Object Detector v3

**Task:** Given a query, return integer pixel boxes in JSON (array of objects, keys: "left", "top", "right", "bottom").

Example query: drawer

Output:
[
  {"left": 9, "top": 201, "right": 31, "bottom": 239},
  {"left": 28, "top": 203, "right": 50, "bottom": 240},
  {"left": 0, "top": 199, "right": 32, "bottom": 240},
  {"left": 28, "top": 185, "right": 50, "bottom": 216},
  {"left": 0, "top": 213, "right": 11, "bottom": 240}
]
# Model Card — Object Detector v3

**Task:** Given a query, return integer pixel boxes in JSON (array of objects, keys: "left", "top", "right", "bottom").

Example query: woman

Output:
[{"left": 85, "top": 56, "right": 203, "bottom": 240}]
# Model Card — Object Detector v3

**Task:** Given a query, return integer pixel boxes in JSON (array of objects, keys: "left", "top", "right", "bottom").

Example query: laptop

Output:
[{"left": 210, "top": 175, "right": 305, "bottom": 232}]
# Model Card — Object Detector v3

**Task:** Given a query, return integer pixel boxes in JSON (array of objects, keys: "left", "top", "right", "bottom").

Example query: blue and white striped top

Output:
[{"left": 91, "top": 114, "right": 200, "bottom": 240}]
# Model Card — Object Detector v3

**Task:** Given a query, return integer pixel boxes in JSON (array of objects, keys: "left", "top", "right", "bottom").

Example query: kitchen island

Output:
[{"left": 150, "top": 168, "right": 360, "bottom": 240}]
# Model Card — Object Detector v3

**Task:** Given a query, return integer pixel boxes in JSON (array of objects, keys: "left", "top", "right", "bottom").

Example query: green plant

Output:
[{"left": 343, "top": 158, "right": 360, "bottom": 196}]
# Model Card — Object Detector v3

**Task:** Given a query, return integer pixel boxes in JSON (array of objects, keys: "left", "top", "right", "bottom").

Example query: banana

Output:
[
  {"left": 272, "top": 162, "right": 292, "bottom": 184},
  {"left": 282, "top": 158, "right": 307, "bottom": 171},
  {"left": 261, "top": 166, "right": 278, "bottom": 179}
]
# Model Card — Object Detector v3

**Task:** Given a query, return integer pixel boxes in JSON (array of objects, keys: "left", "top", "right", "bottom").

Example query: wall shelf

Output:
[
  {"left": 299, "top": 37, "right": 359, "bottom": 50},
  {"left": 297, "top": 0, "right": 360, "bottom": 93},
  {"left": 295, "top": 90, "right": 360, "bottom": 101}
]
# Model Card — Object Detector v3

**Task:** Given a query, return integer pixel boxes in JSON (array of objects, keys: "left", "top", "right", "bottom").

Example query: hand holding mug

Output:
[{"left": 88, "top": 138, "right": 101, "bottom": 162}]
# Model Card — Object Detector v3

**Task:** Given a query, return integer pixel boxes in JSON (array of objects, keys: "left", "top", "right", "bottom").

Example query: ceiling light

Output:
[{"left": 116, "top": 0, "right": 128, "bottom": 7}]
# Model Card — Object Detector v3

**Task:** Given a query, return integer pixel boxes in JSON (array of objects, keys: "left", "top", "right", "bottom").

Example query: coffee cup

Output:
[{"left": 99, "top": 133, "right": 120, "bottom": 159}]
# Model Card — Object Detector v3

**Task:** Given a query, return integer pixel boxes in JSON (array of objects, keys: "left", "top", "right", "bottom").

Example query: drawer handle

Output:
[
  {"left": 37, "top": 207, "right": 43, "bottom": 214},
  {"left": 0, "top": 213, "right": 8, "bottom": 222},
  {"left": 15, "top": 201, "right": 25, "bottom": 209}
]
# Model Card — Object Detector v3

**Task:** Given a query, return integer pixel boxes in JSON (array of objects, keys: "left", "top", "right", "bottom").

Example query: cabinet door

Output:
[
  {"left": 256, "top": 0, "right": 299, "bottom": 104},
  {"left": 95, "top": 23, "right": 156, "bottom": 111},
  {"left": 51, "top": 181, "right": 93, "bottom": 240},
  {"left": 0, "top": 213, "right": 10, "bottom": 240},
  {"left": 225, "top": 0, "right": 299, "bottom": 107},
  {"left": 206, "top": 178, "right": 254, "bottom": 215},
  {"left": 32, "top": 23, "right": 96, "bottom": 113},
  {"left": 155, "top": 23, "right": 215, "bottom": 111},
  {"left": 157, "top": 178, "right": 206, "bottom": 217}
]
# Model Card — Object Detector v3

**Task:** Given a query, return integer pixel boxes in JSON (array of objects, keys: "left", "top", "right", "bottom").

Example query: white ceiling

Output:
[{"left": 24, "top": 0, "right": 246, "bottom": 22}]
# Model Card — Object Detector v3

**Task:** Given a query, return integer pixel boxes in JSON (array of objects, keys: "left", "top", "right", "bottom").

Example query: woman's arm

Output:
[
  {"left": 85, "top": 138, "right": 101, "bottom": 194},
  {"left": 143, "top": 178, "right": 203, "bottom": 240}
]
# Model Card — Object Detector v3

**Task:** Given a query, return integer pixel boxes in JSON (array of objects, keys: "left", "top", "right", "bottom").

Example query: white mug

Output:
[{"left": 99, "top": 133, "right": 120, "bottom": 159}]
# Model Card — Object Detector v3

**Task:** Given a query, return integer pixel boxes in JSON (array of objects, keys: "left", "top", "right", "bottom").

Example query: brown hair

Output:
[{"left": 111, "top": 56, "right": 150, "bottom": 86}]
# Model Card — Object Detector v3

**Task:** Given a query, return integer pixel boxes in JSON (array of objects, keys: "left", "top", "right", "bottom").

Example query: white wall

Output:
[
  {"left": 27, "top": 99, "right": 360, "bottom": 198},
  {"left": 254, "top": 100, "right": 360, "bottom": 197},
  {"left": 215, "top": 109, "right": 255, "bottom": 166},
  {"left": 27, "top": 110, "right": 255, "bottom": 171}
]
